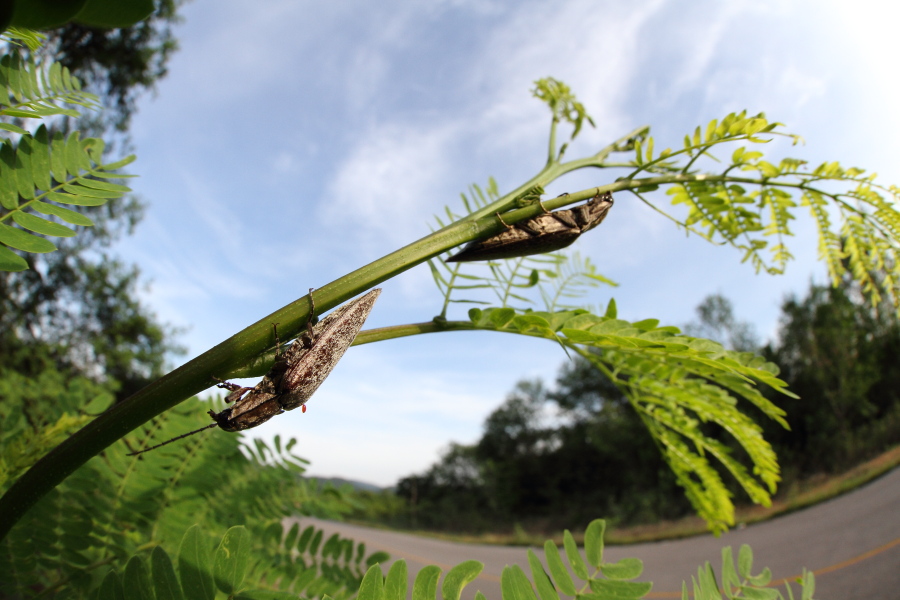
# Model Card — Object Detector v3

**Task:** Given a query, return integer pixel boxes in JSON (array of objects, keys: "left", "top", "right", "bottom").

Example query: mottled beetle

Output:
[
  {"left": 128, "top": 288, "right": 381, "bottom": 455},
  {"left": 446, "top": 191, "right": 614, "bottom": 262}
]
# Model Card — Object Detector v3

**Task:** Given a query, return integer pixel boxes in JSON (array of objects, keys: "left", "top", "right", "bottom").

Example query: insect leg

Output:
[
  {"left": 307, "top": 288, "right": 317, "bottom": 333},
  {"left": 212, "top": 377, "right": 254, "bottom": 404},
  {"left": 272, "top": 322, "right": 283, "bottom": 358},
  {"left": 495, "top": 212, "right": 513, "bottom": 228},
  {"left": 516, "top": 196, "right": 560, "bottom": 235}
]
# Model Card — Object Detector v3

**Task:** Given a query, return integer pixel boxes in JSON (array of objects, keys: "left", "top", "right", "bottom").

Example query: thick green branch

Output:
[
  {"left": 0, "top": 145, "right": 857, "bottom": 540},
  {"left": 0, "top": 217, "right": 504, "bottom": 541}
]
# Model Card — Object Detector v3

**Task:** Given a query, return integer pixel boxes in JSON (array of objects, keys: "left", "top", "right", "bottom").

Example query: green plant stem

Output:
[
  {"left": 0, "top": 171, "right": 631, "bottom": 539},
  {"left": 547, "top": 116, "right": 559, "bottom": 166},
  {"left": 461, "top": 124, "right": 650, "bottom": 224},
  {"left": 0, "top": 164, "right": 828, "bottom": 540},
  {"left": 0, "top": 219, "right": 491, "bottom": 540}
]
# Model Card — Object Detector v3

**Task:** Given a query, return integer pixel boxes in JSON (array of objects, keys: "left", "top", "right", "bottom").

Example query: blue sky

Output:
[{"left": 114, "top": 0, "right": 900, "bottom": 486}]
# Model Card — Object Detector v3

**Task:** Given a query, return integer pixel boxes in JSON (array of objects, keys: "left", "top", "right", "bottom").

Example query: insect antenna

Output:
[{"left": 127, "top": 423, "right": 218, "bottom": 456}]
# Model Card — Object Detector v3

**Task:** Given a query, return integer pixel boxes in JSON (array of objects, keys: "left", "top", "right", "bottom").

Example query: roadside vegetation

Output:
[{"left": 343, "top": 285, "right": 900, "bottom": 539}]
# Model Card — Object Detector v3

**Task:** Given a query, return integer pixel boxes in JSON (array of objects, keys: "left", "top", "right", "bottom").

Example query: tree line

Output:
[{"left": 360, "top": 276, "right": 900, "bottom": 533}]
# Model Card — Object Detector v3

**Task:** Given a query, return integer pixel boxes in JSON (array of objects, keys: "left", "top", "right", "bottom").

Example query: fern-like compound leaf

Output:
[
  {"left": 619, "top": 110, "right": 900, "bottom": 313},
  {"left": 1, "top": 48, "right": 135, "bottom": 272},
  {"left": 463, "top": 305, "right": 791, "bottom": 531}
]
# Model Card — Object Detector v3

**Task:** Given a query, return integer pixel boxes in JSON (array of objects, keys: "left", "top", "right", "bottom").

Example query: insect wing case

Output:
[
  {"left": 276, "top": 288, "right": 382, "bottom": 410},
  {"left": 446, "top": 192, "right": 613, "bottom": 262}
]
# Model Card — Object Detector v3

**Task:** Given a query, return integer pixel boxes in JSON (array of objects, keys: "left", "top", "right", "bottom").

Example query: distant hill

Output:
[{"left": 311, "top": 476, "right": 385, "bottom": 493}]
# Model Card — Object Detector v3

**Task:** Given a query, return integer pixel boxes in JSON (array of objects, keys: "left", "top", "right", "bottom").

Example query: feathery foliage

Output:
[
  {"left": 684, "top": 544, "right": 814, "bottom": 600},
  {"left": 0, "top": 382, "right": 378, "bottom": 598},
  {"left": 458, "top": 303, "right": 789, "bottom": 532},
  {"left": 0, "top": 48, "right": 134, "bottom": 272},
  {"left": 621, "top": 111, "right": 900, "bottom": 311},
  {"left": 50, "top": 518, "right": 813, "bottom": 600},
  {"left": 347, "top": 519, "right": 813, "bottom": 600}
]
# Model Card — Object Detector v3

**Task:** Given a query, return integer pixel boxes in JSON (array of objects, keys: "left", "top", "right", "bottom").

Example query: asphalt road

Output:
[{"left": 291, "top": 467, "right": 900, "bottom": 600}]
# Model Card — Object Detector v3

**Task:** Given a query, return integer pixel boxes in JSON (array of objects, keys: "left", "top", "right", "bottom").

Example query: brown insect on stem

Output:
[
  {"left": 445, "top": 191, "right": 614, "bottom": 262},
  {"left": 127, "top": 288, "right": 381, "bottom": 456}
]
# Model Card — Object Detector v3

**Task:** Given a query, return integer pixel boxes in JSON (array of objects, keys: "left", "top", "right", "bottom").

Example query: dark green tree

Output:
[
  {"left": 761, "top": 278, "right": 900, "bottom": 474},
  {"left": 395, "top": 367, "right": 693, "bottom": 533}
]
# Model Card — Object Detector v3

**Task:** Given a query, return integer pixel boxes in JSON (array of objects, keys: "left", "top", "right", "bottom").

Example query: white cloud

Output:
[
  {"left": 464, "top": 0, "right": 660, "bottom": 154},
  {"left": 321, "top": 121, "right": 461, "bottom": 250}
]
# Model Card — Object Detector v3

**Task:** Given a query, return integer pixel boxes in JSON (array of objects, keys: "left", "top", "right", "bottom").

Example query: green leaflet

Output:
[
  {"left": 599, "top": 558, "right": 643, "bottom": 581},
  {"left": 151, "top": 546, "right": 183, "bottom": 600},
  {"left": 123, "top": 556, "right": 153, "bottom": 600},
  {"left": 297, "top": 524, "right": 314, "bottom": 552},
  {"left": 543, "top": 541, "right": 576, "bottom": 596},
  {"left": 0, "top": 123, "right": 27, "bottom": 135},
  {"left": 0, "top": 223, "right": 56, "bottom": 252},
  {"left": 563, "top": 530, "right": 589, "bottom": 580},
  {"left": 584, "top": 520, "right": 605, "bottom": 567},
  {"left": 50, "top": 130, "right": 67, "bottom": 184},
  {"left": 0, "top": 245, "right": 26, "bottom": 270},
  {"left": 75, "top": 176, "right": 131, "bottom": 193},
  {"left": 98, "top": 569, "right": 125, "bottom": 600},
  {"left": 14, "top": 134, "right": 34, "bottom": 199},
  {"left": 384, "top": 560, "right": 408, "bottom": 600},
  {"left": 527, "top": 549, "right": 559, "bottom": 600},
  {"left": 588, "top": 580, "right": 653, "bottom": 599},
  {"left": 309, "top": 529, "right": 323, "bottom": 554},
  {"left": 0, "top": 139, "right": 17, "bottom": 209},
  {"left": 358, "top": 564, "right": 385, "bottom": 600},
  {"left": 413, "top": 565, "right": 442, "bottom": 600},
  {"left": 178, "top": 525, "right": 215, "bottom": 600},
  {"left": 12, "top": 212, "right": 75, "bottom": 237},
  {"left": 46, "top": 191, "right": 108, "bottom": 206},
  {"left": 283, "top": 521, "right": 300, "bottom": 549},
  {"left": 501, "top": 565, "right": 538, "bottom": 600},
  {"left": 367, "top": 550, "right": 391, "bottom": 567},
  {"left": 31, "top": 199, "right": 94, "bottom": 226},
  {"left": 213, "top": 526, "right": 251, "bottom": 595},
  {"left": 442, "top": 560, "right": 484, "bottom": 600},
  {"left": 32, "top": 125, "right": 52, "bottom": 191}
]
